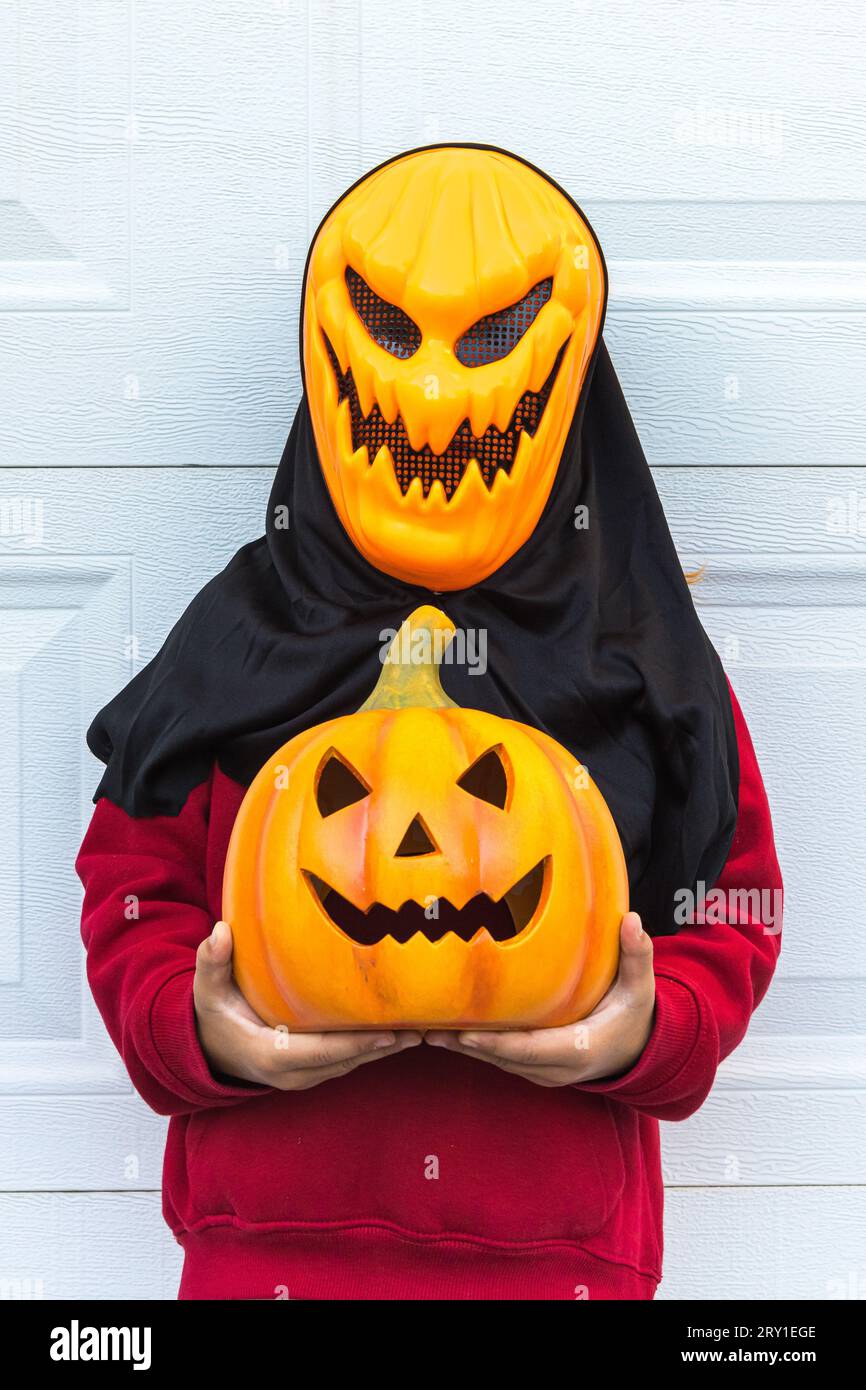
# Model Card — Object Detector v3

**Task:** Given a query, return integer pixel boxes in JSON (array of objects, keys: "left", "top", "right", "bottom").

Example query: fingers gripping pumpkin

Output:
[
  {"left": 223, "top": 608, "right": 627, "bottom": 1030},
  {"left": 304, "top": 146, "right": 605, "bottom": 590}
]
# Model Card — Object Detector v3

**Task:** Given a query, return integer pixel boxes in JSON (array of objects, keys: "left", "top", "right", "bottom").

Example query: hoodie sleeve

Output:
[
  {"left": 577, "top": 680, "right": 783, "bottom": 1119},
  {"left": 76, "top": 774, "right": 267, "bottom": 1116}
]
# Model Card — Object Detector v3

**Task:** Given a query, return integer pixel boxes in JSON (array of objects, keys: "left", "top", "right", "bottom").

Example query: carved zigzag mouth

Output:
[
  {"left": 322, "top": 335, "right": 569, "bottom": 501},
  {"left": 304, "top": 858, "right": 548, "bottom": 946}
]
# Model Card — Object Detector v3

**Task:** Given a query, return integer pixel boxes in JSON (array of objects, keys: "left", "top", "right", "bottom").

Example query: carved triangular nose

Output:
[{"left": 395, "top": 814, "right": 438, "bottom": 857}]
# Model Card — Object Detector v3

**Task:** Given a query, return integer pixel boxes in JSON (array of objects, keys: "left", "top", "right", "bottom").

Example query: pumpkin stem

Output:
[{"left": 358, "top": 605, "right": 459, "bottom": 712}]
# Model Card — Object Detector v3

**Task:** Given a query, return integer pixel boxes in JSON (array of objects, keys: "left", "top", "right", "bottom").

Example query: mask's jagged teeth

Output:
[
  {"left": 491, "top": 457, "right": 515, "bottom": 497},
  {"left": 321, "top": 330, "right": 568, "bottom": 502},
  {"left": 317, "top": 281, "right": 350, "bottom": 369},
  {"left": 427, "top": 390, "right": 468, "bottom": 456},
  {"left": 350, "top": 351, "right": 377, "bottom": 420},
  {"left": 425, "top": 477, "right": 448, "bottom": 508},
  {"left": 393, "top": 378, "right": 430, "bottom": 452},
  {"left": 490, "top": 375, "right": 527, "bottom": 434},
  {"left": 504, "top": 429, "right": 533, "bottom": 489},
  {"left": 372, "top": 369, "right": 398, "bottom": 424},
  {"left": 368, "top": 444, "right": 405, "bottom": 504},
  {"left": 451, "top": 457, "right": 492, "bottom": 509},
  {"left": 336, "top": 395, "right": 352, "bottom": 447},
  {"left": 468, "top": 382, "right": 498, "bottom": 438},
  {"left": 404, "top": 473, "right": 425, "bottom": 505}
]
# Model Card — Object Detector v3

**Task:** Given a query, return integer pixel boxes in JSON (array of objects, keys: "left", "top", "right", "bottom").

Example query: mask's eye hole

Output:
[
  {"left": 457, "top": 746, "right": 511, "bottom": 809},
  {"left": 345, "top": 267, "right": 421, "bottom": 360},
  {"left": 455, "top": 277, "right": 553, "bottom": 367},
  {"left": 316, "top": 751, "right": 371, "bottom": 817}
]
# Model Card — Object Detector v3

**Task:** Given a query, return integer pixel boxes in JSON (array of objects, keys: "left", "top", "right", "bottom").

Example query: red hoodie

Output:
[{"left": 76, "top": 683, "right": 781, "bottom": 1300}]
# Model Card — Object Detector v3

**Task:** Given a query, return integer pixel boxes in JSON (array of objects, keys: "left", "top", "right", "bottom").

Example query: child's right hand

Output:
[{"left": 193, "top": 921, "right": 421, "bottom": 1090}]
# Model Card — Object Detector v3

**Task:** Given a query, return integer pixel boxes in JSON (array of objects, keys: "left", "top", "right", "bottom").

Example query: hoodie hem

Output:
[{"left": 177, "top": 1220, "right": 659, "bottom": 1301}]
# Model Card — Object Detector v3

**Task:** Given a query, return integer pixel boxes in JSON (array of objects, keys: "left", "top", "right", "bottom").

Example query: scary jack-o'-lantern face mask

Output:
[{"left": 303, "top": 146, "right": 606, "bottom": 590}]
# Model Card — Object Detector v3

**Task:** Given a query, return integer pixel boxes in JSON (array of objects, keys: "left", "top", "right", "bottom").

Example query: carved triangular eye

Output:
[
  {"left": 315, "top": 751, "right": 371, "bottom": 817},
  {"left": 457, "top": 746, "right": 510, "bottom": 809}
]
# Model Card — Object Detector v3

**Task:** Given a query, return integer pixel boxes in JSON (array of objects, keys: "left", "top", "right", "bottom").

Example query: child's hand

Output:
[
  {"left": 425, "top": 912, "right": 655, "bottom": 1087},
  {"left": 194, "top": 921, "right": 421, "bottom": 1090}
]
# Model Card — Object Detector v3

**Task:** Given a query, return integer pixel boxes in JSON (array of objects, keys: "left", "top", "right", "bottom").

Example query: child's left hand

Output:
[{"left": 425, "top": 912, "right": 655, "bottom": 1087}]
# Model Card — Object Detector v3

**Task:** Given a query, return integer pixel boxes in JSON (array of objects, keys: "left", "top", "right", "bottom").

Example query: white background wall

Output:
[{"left": 0, "top": 0, "right": 864, "bottom": 1301}]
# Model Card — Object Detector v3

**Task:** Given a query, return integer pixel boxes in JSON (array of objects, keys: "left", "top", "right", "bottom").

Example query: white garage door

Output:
[{"left": 0, "top": 0, "right": 863, "bottom": 1300}]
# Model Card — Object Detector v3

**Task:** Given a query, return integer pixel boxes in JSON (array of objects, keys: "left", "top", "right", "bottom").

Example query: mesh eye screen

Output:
[
  {"left": 455, "top": 278, "right": 553, "bottom": 367},
  {"left": 345, "top": 267, "right": 421, "bottom": 359}
]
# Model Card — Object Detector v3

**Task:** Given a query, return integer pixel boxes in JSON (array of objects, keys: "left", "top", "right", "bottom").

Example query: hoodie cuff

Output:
[
  {"left": 149, "top": 969, "right": 270, "bottom": 1107},
  {"left": 577, "top": 974, "right": 704, "bottom": 1104}
]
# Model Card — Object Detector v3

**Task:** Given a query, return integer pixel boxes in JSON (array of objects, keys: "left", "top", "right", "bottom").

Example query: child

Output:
[{"left": 77, "top": 145, "right": 781, "bottom": 1300}]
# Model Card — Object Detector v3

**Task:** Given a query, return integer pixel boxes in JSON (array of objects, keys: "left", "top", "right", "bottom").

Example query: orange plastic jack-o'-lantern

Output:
[
  {"left": 223, "top": 607, "right": 627, "bottom": 1030},
  {"left": 303, "top": 146, "right": 606, "bottom": 590}
]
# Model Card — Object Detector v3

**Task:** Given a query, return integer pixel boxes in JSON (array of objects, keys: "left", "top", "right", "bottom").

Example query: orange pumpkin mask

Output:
[
  {"left": 303, "top": 146, "right": 606, "bottom": 590},
  {"left": 223, "top": 607, "right": 627, "bottom": 1031}
]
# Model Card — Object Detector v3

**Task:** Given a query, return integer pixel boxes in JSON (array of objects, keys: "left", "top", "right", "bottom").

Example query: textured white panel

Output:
[
  {"left": 0, "top": 666, "right": 21, "bottom": 984},
  {"left": 683, "top": 556, "right": 866, "bottom": 990},
  {"left": 607, "top": 312, "right": 866, "bottom": 469},
  {"left": 0, "top": 607, "right": 79, "bottom": 987},
  {"left": 0, "top": 1099, "right": 167, "bottom": 1192},
  {"left": 0, "top": 1194, "right": 182, "bottom": 1301},
  {"left": 307, "top": 0, "right": 364, "bottom": 225},
  {"left": 356, "top": 0, "right": 866, "bottom": 202},
  {"left": 0, "top": 1, "right": 308, "bottom": 467},
  {"left": 660, "top": 1187, "right": 866, "bottom": 1300},
  {"left": 0, "top": 557, "right": 131, "bottom": 1092},
  {"left": 663, "top": 1091, "right": 866, "bottom": 1187},
  {"left": 0, "top": 472, "right": 273, "bottom": 1136},
  {"left": 716, "top": 1036, "right": 866, "bottom": 1089},
  {"left": 657, "top": 467, "right": 866, "bottom": 558},
  {"left": 609, "top": 260, "right": 866, "bottom": 313},
  {"left": 587, "top": 201, "right": 866, "bottom": 265},
  {"left": 0, "top": 0, "right": 131, "bottom": 309}
]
